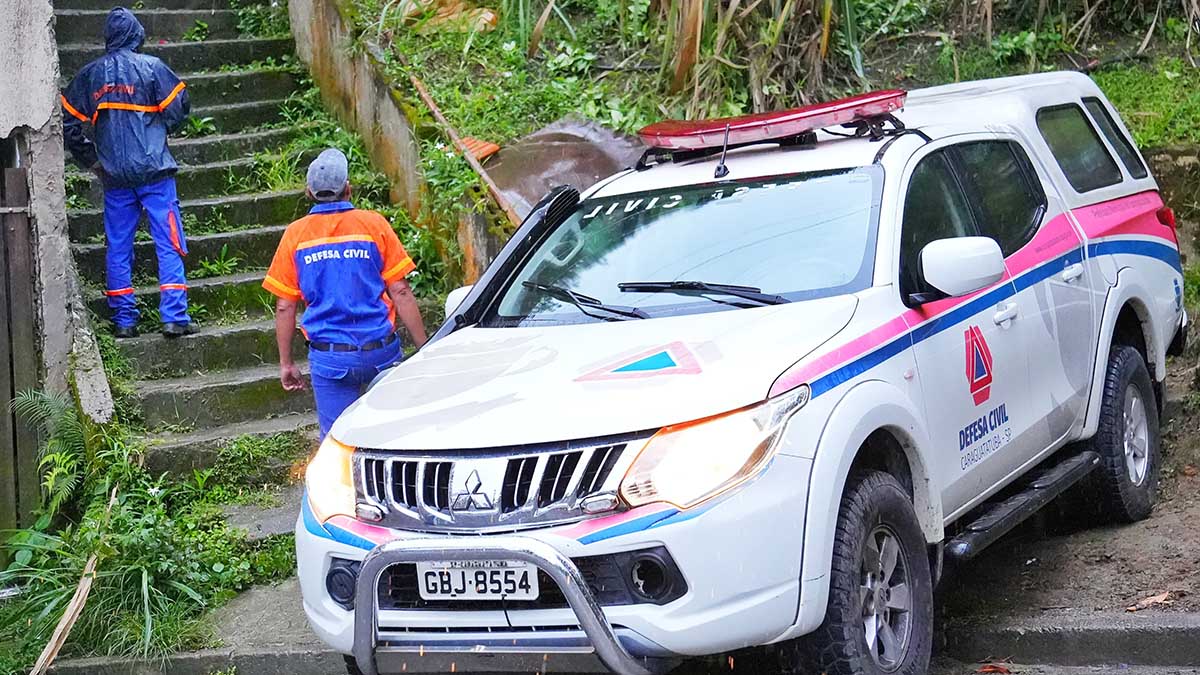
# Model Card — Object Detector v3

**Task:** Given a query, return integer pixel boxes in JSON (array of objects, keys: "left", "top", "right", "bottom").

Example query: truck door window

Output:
[
  {"left": 952, "top": 141, "right": 1046, "bottom": 257},
  {"left": 1036, "top": 104, "right": 1123, "bottom": 193},
  {"left": 899, "top": 151, "right": 976, "bottom": 301},
  {"left": 1082, "top": 97, "right": 1149, "bottom": 179}
]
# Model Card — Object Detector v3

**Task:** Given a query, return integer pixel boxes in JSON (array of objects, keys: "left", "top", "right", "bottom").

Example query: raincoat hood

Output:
[{"left": 105, "top": 8, "right": 145, "bottom": 53}]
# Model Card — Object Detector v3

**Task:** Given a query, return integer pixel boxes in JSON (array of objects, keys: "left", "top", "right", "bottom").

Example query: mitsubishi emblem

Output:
[{"left": 451, "top": 470, "right": 493, "bottom": 511}]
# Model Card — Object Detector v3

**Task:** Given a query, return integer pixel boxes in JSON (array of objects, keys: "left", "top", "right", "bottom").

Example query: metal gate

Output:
[{"left": 0, "top": 167, "right": 40, "bottom": 532}]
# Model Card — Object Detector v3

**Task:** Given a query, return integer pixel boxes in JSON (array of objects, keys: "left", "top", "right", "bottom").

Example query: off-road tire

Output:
[
  {"left": 1086, "top": 344, "right": 1160, "bottom": 523},
  {"left": 778, "top": 471, "right": 933, "bottom": 675}
]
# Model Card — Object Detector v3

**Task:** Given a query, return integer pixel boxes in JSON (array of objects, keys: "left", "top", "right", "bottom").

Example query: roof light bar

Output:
[{"left": 637, "top": 90, "right": 907, "bottom": 151}]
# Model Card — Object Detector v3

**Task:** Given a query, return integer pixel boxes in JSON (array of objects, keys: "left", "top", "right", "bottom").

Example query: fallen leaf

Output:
[
  {"left": 1183, "top": 465, "right": 1197, "bottom": 477},
  {"left": 1126, "top": 590, "right": 1174, "bottom": 612},
  {"left": 977, "top": 665, "right": 1012, "bottom": 674}
]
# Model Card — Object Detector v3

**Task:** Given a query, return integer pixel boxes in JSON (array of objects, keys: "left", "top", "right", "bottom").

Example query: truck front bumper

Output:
[{"left": 352, "top": 537, "right": 658, "bottom": 675}]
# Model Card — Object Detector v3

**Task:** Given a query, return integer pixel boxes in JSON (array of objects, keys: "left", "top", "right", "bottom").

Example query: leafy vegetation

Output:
[
  {"left": 64, "top": 171, "right": 93, "bottom": 211},
  {"left": 0, "top": 395, "right": 299, "bottom": 674},
  {"left": 1093, "top": 58, "right": 1200, "bottom": 147},
  {"left": 232, "top": 0, "right": 292, "bottom": 38},
  {"left": 195, "top": 245, "right": 242, "bottom": 279},
  {"left": 182, "top": 19, "right": 210, "bottom": 42},
  {"left": 181, "top": 116, "right": 219, "bottom": 138}
]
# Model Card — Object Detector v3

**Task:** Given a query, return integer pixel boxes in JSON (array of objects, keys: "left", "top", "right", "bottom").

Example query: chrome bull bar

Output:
[{"left": 352, "top": 536, "right": 656, "bottom": 675}]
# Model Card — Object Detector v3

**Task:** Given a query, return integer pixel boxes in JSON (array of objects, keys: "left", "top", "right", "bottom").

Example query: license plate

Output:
[{"left": 416, "top": 560, "right": 540, "bottom": 601}]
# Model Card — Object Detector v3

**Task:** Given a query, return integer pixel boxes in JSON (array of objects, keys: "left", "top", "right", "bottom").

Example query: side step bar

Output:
[{"left": 945, "top": 450, "right": 1100, "bottom": 565}]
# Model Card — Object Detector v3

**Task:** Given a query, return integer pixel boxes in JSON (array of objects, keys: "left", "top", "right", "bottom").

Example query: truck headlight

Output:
[
  {"left": 619, "top": 385, "right": 810, "bottom": 510},
  {"left": 306, "top": 435, "right": 356, "bottom": 521}
]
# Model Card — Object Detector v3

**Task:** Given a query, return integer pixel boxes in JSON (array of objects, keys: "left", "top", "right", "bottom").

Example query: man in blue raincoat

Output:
[{"left": 61, "top": 7, "right": 195, "bottom": 338}]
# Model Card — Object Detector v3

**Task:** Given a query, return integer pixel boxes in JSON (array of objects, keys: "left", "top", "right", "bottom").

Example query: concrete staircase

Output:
[{"left": 56, "top": 0, "right": 317, "bottom": 486}]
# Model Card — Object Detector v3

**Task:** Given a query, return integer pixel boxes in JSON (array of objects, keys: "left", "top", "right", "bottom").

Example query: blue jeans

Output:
[
  {"left": 103, "top": 176, "right": 189, "bottom": 327},
  {"left": 309, "top": 340, "right": 402, "bottom": 440}
]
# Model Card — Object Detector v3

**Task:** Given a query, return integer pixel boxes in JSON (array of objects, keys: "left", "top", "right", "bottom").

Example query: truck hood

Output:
[{"left": 331, "top": 296, "right": 858, "bottom": 449}]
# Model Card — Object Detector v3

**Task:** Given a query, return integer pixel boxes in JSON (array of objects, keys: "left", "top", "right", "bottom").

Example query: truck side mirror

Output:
[
  {"left": 920, "top": 236, "right": 1005, "bottom": 298},
  {"left": 444, "top": 285, "right": 473, "bottom": 318}
]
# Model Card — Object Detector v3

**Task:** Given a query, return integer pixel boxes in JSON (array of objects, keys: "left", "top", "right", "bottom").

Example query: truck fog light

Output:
[
  {"left": 326, "top": 559, "right": 361, "bottom": 609},
  {"left": 629, "top": 555, "right": 670, "bottom": 601},
  {"left": 355, "top": 502, "right": 384, "bottom": 522},
  {"left": 581, "top": 492, "right": 618, "bottom": 514}
]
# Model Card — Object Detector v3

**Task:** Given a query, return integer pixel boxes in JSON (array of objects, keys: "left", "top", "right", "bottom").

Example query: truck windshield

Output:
[{"left": 484, "top": 165, "right": 883, "bottom": 326}]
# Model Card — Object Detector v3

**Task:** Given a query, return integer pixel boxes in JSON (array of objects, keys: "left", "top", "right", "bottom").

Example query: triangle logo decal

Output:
[{"left": 577, "top": 342, "right": 702, "bottom": 381}]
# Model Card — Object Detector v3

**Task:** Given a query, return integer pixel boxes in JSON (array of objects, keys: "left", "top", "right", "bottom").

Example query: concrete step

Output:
[
  {"left": 116, "top": 317, "right": 305, "bottom": 379},
  {"left": 136, "top": 362, "right": 313, "bottom": 429},
  {"left": 66, "top": 157, "right": 259, "bottom": 206},
  {"left": 87, "top": 269, "right": 270, "bottom": 321},
  {"left": 59, "top": 36, "right": 293, "bottom": 76},
  {"left": 142, "top": 413, "right": 316, "bottom": 477},
  {"left": 54, "top": 9, "right": 239, "bottom": 43},
  {"left": 54, "top": 0, "right": 232, "bottom": 9},
  {"left": 183, "top": 69, "right": 301, "bottom": 108},
  {"left": 74, "top": 224, "right": 288, "bottom": 288},
  {"left": 171, "top": 126, "right": 302, "bottom": 165},
  {"left": 224, "top": 483, "right": 305, "bottom": 541},
  {"left": 191, "top": 99, "right": 290, "bottom": 136},
  {"left": 68, "top": 189, "right": 306, "bottom": 243}
]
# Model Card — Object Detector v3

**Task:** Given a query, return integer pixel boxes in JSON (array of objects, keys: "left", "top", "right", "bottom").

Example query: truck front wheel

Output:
[{"left": 779, "top": 470, "right": 933, "bottom": 675}]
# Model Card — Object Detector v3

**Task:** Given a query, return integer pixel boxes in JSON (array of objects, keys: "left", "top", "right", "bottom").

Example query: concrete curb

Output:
[
  {"left": 50, "top": 647, "right": 343, "bottom": 675},
  {"left": 945, "top": 611, "right": 1200, "bottom": 667}
]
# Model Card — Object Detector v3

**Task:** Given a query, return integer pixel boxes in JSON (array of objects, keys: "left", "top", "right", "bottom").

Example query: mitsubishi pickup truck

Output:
[{"left": 297, "top": 71, "right": 1186, "bottom": 675}]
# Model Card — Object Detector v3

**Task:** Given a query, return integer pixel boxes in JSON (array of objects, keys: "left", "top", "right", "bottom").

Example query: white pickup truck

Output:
[{"left": 297, "top": 71, "right": 1185, "bottom": 675}]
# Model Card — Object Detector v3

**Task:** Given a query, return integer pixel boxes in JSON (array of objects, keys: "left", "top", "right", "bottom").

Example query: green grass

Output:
[{"left": 1093, "top": 58, "right": 1200, "bottom": 148}]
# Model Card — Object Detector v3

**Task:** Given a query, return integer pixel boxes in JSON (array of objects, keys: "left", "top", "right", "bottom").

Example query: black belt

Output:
[{"left": 308, "top": 333, "right": 398, "bottom": 352}]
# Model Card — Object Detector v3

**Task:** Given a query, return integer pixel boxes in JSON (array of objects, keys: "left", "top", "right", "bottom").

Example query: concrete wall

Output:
[
  {"left": 288, "top": 0, "right": 423, "bottom": 215},
  {"left": 0, "top": 0, "right": 112, "bottom": 422}
]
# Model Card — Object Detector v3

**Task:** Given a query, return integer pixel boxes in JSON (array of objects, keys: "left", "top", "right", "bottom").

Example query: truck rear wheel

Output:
[
  {"left": 1086, "top": 344, "right": 1160, "bottom": 523},
  {"left": 778, "top": 470, "right": 933, "bottom": 675}
]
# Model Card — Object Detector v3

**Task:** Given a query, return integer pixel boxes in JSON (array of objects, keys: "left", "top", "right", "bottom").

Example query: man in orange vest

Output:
[{"left": 263, "top": 149, "right": 428, "bottom": 438}]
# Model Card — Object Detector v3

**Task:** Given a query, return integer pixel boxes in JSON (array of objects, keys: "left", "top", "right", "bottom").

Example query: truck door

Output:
[
  {"left": 897, "top": 144, "right": 1039, "bottom": 518},
  {"left": 952, "top": 139, "right": 1095, "bottom": 451}
]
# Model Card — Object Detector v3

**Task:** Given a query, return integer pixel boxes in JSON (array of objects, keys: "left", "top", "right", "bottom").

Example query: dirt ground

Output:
[{"left": 939, "top": 356, "right": 1200, "bottom": 622}]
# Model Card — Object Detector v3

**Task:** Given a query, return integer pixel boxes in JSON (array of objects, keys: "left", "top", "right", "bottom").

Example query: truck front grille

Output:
[{"left": 355, "top": 436, "right": 638, "bottom": 532}]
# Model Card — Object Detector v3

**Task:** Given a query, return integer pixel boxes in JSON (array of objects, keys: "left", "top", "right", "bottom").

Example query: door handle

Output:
[
  {"left": 993, "top": 302, "right": 1018, "bottom": 326},
  {"left": 1062, "top": 263, "right": 1084, "bottom": 283}
]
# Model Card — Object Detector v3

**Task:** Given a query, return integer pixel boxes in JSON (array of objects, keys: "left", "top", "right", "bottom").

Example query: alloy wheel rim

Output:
[
  {"left": 1123, "top": 384, "right": 1150, "bottom": 486},
  {"left": 860, "top": 524, "right": 913, "bottom": 671}
]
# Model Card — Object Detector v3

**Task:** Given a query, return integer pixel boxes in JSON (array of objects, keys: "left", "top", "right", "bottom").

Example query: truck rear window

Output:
[
  {"left": 1036, "top": 104, "right": 1123, "bottom": 193},
  {"left": 1083, "top": 97, "right": 1148, "bottom": 180}
]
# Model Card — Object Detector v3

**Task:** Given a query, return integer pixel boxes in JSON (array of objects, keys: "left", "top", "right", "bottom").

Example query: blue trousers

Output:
[
  {"left": 103, "top": 176, "right": 190, "bottom": 327},
  {"left": 309, "top": 341, "right": 402, "bottom": 440}
]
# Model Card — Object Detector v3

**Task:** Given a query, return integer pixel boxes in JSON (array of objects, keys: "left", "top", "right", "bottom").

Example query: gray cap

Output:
[{"left": 306, "top": 148, "right": 349, "bottom": 202}]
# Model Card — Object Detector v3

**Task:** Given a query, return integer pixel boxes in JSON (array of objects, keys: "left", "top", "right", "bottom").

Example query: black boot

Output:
[
  {"left": 161, "top": 322, "right": 197, "bottom": 339},
  {"left": 113, "top": 325, "right": 139, "bottom": 339}
]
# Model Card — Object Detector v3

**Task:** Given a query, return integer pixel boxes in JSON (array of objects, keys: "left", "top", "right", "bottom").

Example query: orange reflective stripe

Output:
[
  {"left": 382, "top": 256, "right": 415, "bottom": 281},
  {"left": 160, "top": 283, "right": 188, "bottom": 291},
  {"left": 89, "top": 82, "right": 187, "bottom": 122},
  {"left": 104, "top": 287, "right": 134, "bottom": 297},
  {"left": 295, "top": 234, "right": 375, "bottom": 251},
  {"left": 263, "top": 274, "right": 302, "bottom": 299},
  {"left": 167, "top": 210, "right": 185, "bottom": 256},
  {"left": 158, "top": 81, "right": 186, "bottom": 109},
  {"left": 96, "top": 101, "right": 161, "bottom": 114},
  {"left": 60, "top": 94, "right": 90, "bottom": 123}
]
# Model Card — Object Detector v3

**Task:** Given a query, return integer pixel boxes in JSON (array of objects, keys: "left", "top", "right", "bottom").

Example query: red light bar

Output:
[{"left": 638, "top": 89, "right": 907, "bottom": 151}]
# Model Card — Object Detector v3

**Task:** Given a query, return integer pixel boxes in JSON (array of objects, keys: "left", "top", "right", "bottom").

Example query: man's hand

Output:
[{"left": 280, "top": 362, "right": 306, "bottom": 391}]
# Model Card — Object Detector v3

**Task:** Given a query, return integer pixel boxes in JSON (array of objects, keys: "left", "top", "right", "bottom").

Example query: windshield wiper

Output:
[
  {"left": 522, "top": 281, "right": 649, "bottom": 320},
  {"left": 618, "top": 280, "right": 790, "bottom": 306}
]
